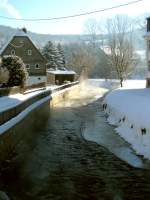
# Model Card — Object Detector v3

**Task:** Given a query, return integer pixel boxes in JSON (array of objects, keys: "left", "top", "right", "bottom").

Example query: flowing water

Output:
[{"left": 2, "top": 84, "right": 150, "bottom": 200}]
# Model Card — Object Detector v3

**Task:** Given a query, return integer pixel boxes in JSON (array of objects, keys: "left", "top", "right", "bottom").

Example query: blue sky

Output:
[{"left": 0, "top": 0, "right": 149, "bottom": 34}]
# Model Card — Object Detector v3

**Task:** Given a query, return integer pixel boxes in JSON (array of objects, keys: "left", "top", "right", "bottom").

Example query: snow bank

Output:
[
  {"left": 103, "top": 80, "right": 150, "bottom": 160},
  {"left": 0, "top": 85, "right": 59, "bottom": 113},
  {"left": 123, "top": 80, "right": 146, "bottom": 89},
  {"left": 88, "top": 79, "right": 120, "bottom": 90},
  {"left": 0, "top": 89, "right": 49, "bottom": 112},
  {"left": 0, "top": 96, "right": 51, "bottom": 135}
]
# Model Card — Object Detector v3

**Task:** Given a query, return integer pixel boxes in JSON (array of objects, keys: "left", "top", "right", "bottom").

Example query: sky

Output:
[{"left": 0, "top": 0, "right": 150, "bottom": 34}]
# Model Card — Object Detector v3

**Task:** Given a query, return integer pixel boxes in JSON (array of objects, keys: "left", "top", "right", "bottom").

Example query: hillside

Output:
[
  {"left": 0, "top": 25, "right": 93, "bottom": 48},
  {"left": 0, "top": 25, "right": 146, "bottom": 50}
]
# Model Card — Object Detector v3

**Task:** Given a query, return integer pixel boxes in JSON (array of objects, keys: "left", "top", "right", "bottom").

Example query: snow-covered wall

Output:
[
  {"left": 51, "top": 84, "right": 80, "bottom": 106},
  {"left": 0, "top": 95, "right": 50, "bottom": 167},
  {"left": 0, "top": 83, "right": 80, "bottom": 167}
]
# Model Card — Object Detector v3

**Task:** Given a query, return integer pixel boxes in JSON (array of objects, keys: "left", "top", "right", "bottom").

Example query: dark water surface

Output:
[{"left": 1, "top": 88, "right": 150, "bottom": 200}]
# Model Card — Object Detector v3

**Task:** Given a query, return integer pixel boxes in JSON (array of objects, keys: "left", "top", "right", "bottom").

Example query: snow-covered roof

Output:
[
  {"left": 0, "top": 29, "right": 31, "bottom": 55},
  {"left": 14, "top": 29, "right": 28, "bottom": 37},
  {"left": 47, "top": 69, "right": 76, "bottom": 75},
  {"left": 0, "top": 35, "right": 13, "bottom": 55}
]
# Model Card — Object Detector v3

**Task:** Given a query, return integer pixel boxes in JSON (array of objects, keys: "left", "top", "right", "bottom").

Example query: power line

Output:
[{"left": 0, "top": 0, "right": 144, "bottom": 21}]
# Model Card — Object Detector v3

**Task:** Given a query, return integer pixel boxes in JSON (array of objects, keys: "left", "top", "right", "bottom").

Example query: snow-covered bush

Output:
[{"left": 1, "top": 55, "right": 28, "bottom": 88}]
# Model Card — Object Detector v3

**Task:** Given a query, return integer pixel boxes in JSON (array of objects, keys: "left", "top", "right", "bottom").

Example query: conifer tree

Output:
[
  {"left": 57, "top": 43, "right": 66, "bottom": 69},
  {"left": 42, "top": 41, "right": 58, "bottom": 69}
]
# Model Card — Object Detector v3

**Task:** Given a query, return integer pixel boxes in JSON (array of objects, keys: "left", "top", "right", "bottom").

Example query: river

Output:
[{"left": 1, "top": 83, "right": 150, "bottom": 200}]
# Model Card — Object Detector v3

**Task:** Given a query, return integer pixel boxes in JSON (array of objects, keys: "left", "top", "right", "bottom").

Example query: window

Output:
[
  {"left": 26, "top": 64, "right": 30, "bottom": 69},
  {"left": 20, "top": 40, "right": 23, "bottom": 44},
  {"left": 148, "top": 61, "right": 150, "bottom": 71},
  {"left": 147, "top": 18, "right": 150, "bottom": 32},
  {"left": 148, "top": 41, "right": 150, "bottom": 50},
  {"left": 27, "top": 49, "right": 32, "bottom": 56},
  {"left": 11, "top": 49, "right": 15, "bottom": 55},
  {"left": 35, "top": 63, "right": 40, "bottom": 69}
]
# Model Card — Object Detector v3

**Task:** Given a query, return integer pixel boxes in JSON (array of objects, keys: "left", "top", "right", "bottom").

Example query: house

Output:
[
  {"left": 0, "top": 28, "right": 47, "bottom": 87},
  {"left": 47, "top": 67, "right": 76, "bottom": 85},
  {"left": 145, "top": 17, "right": 150, "bottom": 87}
]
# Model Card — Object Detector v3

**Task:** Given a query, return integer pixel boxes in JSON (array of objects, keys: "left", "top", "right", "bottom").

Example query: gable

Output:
[{"left": 1, "top": 36, "right": 46, "bottom": 63}]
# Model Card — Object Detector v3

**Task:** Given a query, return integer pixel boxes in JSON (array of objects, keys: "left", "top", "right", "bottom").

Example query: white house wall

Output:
[{"left": 26, "top": 76, "right": 47, "bottom": 86}]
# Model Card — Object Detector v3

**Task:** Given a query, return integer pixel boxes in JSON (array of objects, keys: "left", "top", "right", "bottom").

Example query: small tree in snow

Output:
[
  {"left": 1, "top": 55, "right": 28, "bottom": 87},
  {"left": 106, "top": 15, "right": 135, "bottom": 87}
]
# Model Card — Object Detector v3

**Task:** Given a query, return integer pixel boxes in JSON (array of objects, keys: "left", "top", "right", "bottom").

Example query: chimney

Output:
[{"left": 22, "top": 27, "right": 27, "bottom": 34}]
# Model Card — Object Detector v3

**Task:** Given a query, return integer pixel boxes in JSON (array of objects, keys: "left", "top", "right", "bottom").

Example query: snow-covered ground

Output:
[
  {"left": 0, "top": 85, "right": 59, "bottom": 113},
  {"left": 82, "top": 79, "right": 150, "bottom": 167},
  {"left": 103, "top": 79, "right": 150, "bottom": 160},
  {"left": 0, "top": 88, "right": 48, "bottom": 112},
  {"left": 88, "top": 79, "right": 120, "bottom": 90},
  {"left": 88, "top": 79, "right": 146, "bottom": 89}
]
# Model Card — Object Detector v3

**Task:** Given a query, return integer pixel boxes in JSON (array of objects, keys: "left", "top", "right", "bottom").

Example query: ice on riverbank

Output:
[{"left": 103, "top": 80, "right": 150, "bottom": 160}]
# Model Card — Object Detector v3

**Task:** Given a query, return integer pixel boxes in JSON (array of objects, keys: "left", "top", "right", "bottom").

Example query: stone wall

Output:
[
  {"left": 0, "top": 90, "right": 51, "bottom": 126},
  {"left": 0, "top": 98, "right": 50, "bottom": 170},
  {"left": 51, "top": 84, "right": 80, "bottom": 107},
  {"left": 0, "top": 82, "right": 80, "bottom": 170}
]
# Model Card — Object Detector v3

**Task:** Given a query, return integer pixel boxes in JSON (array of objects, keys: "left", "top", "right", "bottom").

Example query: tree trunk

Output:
[{"left": 120, "top": 78, "right": 123, "bottom": 87}]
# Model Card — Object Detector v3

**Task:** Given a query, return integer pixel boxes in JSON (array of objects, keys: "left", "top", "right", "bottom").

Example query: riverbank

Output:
[{"left": 103, "top": 79, "right": 150, "bottom": 160}]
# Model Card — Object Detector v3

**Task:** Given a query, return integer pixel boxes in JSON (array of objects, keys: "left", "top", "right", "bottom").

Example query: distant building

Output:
[
  {"left": 145, "top": 17, "right": 150, "bottom": 87},
  {"left": 47, "top": 67, "right": 76, "bottom": 85},
  {"left": 0, "top": 29, "right": 47, "bottom": 87}
]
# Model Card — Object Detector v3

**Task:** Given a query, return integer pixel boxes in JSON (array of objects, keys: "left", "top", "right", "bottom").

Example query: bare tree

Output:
[
  {"left": 66, "top": 43, "right": 97, "bottom": 77},
  {"left": 106, "top": 15, "right": 135, "bottom": 87},
  {"left": 84, "top": 19, "right": 99, "bottom": 47},
  {"left": 83, "top": 18, "right": 114, "bottom": 79}
]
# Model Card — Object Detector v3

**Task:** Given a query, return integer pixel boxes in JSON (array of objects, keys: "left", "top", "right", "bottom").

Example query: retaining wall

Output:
[
  {"left": 51, "top": 83, "right": 80, "bottom": 106},
  {"left": 0, "top": 90, "right": 51, "bottom": 126},
  {"left": 0, "top": 82, "right": 80, "bottom": 168},
  {"left": 0, "top": 99, "right": 50, "bottom": 169}
]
